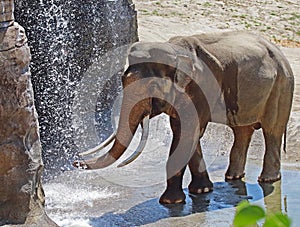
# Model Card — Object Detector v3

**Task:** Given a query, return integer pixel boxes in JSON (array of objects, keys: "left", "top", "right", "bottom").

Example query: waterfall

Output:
[{"left": 14, "top": 0, "right": 138, "bottom": 177}]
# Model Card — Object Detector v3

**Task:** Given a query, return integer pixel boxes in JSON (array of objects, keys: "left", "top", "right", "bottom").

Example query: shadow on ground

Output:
[{"left": 86, "top": 180, "right": 274, "bottom": 227}]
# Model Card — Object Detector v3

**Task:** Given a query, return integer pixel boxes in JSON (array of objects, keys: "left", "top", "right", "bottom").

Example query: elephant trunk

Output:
[
  {"left": 73, "top": 98, "right": 151, "bottom": 170},
  {"left": 117, "top": 115, "right": 150, "bottom": 167}
]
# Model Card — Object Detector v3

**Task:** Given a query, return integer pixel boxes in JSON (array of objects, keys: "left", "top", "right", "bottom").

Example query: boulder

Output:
[{"left": 0, "top": 0, "right": 57, "bottom": 225}]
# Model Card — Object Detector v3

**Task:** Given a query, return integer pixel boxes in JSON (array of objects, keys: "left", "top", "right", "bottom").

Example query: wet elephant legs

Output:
[
  {"left": 159, "top": 117, "right": 186, "bottom": 204},
  {"left": 159, "top": 117, "right": 212, "bottom": 204},
  {"left": 259, "top": 87, "right": 292, "bottom": 182},
  {"left": 258, "top": 130, "right": 282, "bottom": 182},
  {"left": 188, "top": 142, "right": 213, "bottom": 194},
  {"left": 159, "top": 167, "right": 187, "bottom": 204},
  {"left": 225, "top": 125, "right": 254, "bottom": 180},
  {"left": 225, "top": 123, "right": 285, "bottom": 182}
]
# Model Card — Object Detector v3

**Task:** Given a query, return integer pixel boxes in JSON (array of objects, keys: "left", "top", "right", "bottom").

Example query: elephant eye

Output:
[
  {"left": 133, "top": 88, "right": 146, "bottom": 96},
  {"left": 149, "top": 83, "right": 159, "bottom": 94}
]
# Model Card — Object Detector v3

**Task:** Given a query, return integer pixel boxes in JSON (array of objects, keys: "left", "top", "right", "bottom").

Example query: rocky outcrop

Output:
[
  {"left": 0, "top": 0, "right": 56, "bottom": 225},
  {"left": 14, "top": 0, "right": 138, "bottom": 175}
]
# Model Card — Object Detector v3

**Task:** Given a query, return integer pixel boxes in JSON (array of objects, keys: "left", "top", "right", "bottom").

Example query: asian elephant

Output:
[{"left": 73, "top": 31, "right": 294, "bottom": 204}]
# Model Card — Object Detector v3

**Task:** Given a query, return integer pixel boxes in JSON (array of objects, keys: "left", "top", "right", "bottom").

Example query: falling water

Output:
[{"left": 14, "top": 0, "right": 138, "bottom": 177}]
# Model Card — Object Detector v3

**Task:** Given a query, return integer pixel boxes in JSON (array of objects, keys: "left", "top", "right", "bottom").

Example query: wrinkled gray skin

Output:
[{"left": 74, "top": 31, "right": 294, "bottom": 204}]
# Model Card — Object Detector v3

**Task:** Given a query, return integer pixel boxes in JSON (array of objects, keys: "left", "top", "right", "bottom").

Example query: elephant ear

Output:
[
  {"left": 173, "top": 43, "right": 224, "bottom": 93},
  {"left": 174, "top": 54, "right": 195, "bottom": 93}
]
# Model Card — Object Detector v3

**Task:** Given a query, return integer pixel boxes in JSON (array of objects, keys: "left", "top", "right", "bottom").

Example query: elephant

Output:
[{"left": 73, "top": 31, "right": 294, "bottom": 204}]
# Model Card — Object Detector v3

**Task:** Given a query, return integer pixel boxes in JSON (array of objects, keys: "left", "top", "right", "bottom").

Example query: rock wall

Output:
[
  {"left": 14, "top": 0, "right": 138, "bottom": 176},
  {"left": 0, "top": 0, "right": 56, "bottom": 225}
]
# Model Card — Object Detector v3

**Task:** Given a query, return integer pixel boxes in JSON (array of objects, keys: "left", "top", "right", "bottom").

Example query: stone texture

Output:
[
  {"left": 0, "top": 0, "right": 57, "bottom": 225},
  {"left": 0, "top": 0, "right": 14, "bottom": 28},
  {"left": 14, "top": 0, "right": 138, "bottom": 175}
]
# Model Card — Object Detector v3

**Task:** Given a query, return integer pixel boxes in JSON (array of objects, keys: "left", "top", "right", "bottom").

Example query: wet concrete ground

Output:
[
  {"left": 44, "top": 158, "right": 300, "bottom": 227},
  {"left": 44, "top": 119, "right": 300, "bottom": 226}
]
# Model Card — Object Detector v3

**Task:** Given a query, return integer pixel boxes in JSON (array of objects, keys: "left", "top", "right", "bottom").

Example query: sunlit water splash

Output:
[{"left": 14, "top": 0, "right": 137, "bottom": 178}]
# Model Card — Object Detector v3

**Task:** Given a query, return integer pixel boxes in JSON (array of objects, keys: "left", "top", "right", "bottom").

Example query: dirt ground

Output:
[
  {"left": 132, "top": 0, "right": 300, "bottom": 168},
  {"left": 133, "top": 0, "right": 300, "bottom": 46}
]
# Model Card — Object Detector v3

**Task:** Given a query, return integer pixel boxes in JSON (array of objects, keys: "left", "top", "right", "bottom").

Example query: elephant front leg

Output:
[
  {"left": 159, "top": 117, "right": 194, "bottom": 204},
  {"left": 160, "top": 117, "right": 186, "bottom": 204},
  {"left": 159, "top": 166, "right": 187, "bottom": 204},
  {"left": 188, "top": 142, "right": 213, "bottom": 194}
]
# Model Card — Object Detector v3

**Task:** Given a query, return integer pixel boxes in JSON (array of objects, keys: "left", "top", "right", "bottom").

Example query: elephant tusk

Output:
[
  {"left": 117, "top": 115, "right": 150, "bottom": 167},
  {"left": 78, "top": 133, "right": 116, "bottom": 157}
]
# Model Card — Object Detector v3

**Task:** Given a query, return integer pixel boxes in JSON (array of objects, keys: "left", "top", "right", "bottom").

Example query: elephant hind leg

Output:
[
  {"left": 260, "top": 104, "right": 287, "bottom": 182},
  {"left": 225, "top": 125, "right": 255, "bottom": 180},
  {"left": 258, "top": 129, "right": 283, "bottom": 182},
  {"left": 188, "top": 142, "right": 213, "bottom": 194},
  {"left": 259, "top": 79, "right": 293, "bottom": 182}
]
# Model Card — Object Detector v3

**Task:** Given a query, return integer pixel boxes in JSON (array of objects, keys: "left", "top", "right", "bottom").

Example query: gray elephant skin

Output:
[{"left": 74, "top": 31, "right": 294, "bottom": 204}]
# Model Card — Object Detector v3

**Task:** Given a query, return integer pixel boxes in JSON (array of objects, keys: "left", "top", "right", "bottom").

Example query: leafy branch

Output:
[{"left": 233, "top": 201, "right": 291, "bottom": 227}]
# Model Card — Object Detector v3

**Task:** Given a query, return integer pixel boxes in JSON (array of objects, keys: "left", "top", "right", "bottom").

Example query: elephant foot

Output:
[
  {"left": 225, "top": 167, "right": 245, "bottom": 180},
  {"left": 188, "top": 172, "right": 213, "bottom": 194},
  {"left": 258, "top": 172, "right": 281, "bottom": 183},
  {"left": 225, "top": 172, "right": 245, "bottom": 180},
  {"left": 189, "top": 185, "right": 213, "bottom": 194},
  {"left": 159, "top": 189, "right": 186, "bottom": 204}
]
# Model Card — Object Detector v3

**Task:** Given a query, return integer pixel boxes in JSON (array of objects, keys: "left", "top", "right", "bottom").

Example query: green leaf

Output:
[
  {"left": 263, "top": 213, "right": 292, "bottom": 227},
  {"left": 236, "top": 201, "right": 251, "bottom": 213},
  {"left": 234, "top": 203, "right": 265, "bottom": 227}
]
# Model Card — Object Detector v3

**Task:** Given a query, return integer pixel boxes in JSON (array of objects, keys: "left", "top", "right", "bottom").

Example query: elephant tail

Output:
[{"left": 283, "top": 127, "right": 287, "bottom": 153}]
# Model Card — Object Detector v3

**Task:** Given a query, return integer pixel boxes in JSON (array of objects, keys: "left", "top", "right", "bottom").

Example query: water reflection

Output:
[
  {"left": 165, "top": 180, "right": 272, "bottom": 216},
  {"left": 260, "top": 180, "right": 281, "bottom": 213},
  {"left": 87, "top": 180, "right": 272, "bottom": 226}
]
